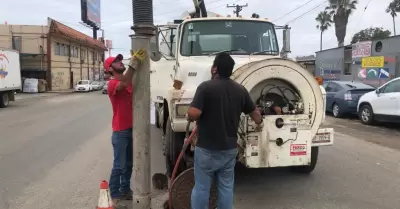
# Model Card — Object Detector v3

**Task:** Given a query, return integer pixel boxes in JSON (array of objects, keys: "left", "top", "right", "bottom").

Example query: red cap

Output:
[{"left": 104, "top": 54, "right": 123, "bottom": 72}]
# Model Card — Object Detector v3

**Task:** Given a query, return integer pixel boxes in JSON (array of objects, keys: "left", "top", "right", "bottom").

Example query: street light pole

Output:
[{"left": 131, "top": 0, "right": 155, "bottom": 208}]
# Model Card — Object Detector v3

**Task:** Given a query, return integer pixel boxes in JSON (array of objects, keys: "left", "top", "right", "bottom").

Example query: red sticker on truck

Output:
[{"left": 290, "top": 144, "right": 307, "bottom": 156}]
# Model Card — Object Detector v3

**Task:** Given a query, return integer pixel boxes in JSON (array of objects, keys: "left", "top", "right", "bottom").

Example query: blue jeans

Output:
[
  {"left": 191, "top": 146, "right": 237, "bottom": 209},
  {"left": 109, "top": 128, "right": 133, "bottom": 199}
]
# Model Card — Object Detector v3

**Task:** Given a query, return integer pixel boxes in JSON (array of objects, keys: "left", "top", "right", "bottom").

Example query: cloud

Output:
[{"left": 0, "top": 0, "right": 398, "bottom": 58}]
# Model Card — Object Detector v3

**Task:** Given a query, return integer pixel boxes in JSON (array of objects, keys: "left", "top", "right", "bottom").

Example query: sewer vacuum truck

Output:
[{"left": 149, "top": 9, "right": 333, "bottom": 196}]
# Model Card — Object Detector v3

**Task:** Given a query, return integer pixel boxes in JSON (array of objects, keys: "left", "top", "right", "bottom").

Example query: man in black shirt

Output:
[{"left": 187, "top": 52, "right": 263, "bottom": 209}]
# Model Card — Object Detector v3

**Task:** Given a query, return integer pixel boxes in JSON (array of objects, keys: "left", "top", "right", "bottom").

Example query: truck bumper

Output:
[{"left": 239, "top": 115, "right": 334, "bottom": 168}]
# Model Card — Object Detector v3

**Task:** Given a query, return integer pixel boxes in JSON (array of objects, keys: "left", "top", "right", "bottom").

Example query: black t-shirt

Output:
[{"left": 190, "top": 78, "right": 256, "bottom": 151}]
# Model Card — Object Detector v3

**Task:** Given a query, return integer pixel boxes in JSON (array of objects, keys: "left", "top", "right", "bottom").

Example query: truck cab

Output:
[{"left": 151, "top": 16, "right": 289, "bottom": 132}]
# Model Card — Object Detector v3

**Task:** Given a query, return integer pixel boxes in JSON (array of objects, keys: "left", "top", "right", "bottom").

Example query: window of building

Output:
[
  {"left": 81, "top": 49, "right": 86, "bottom": 59},
  {"left": 12, "top": 36, "right": 22, "bottom": 51},
  {"left": 92, "top": 51, "right": 97, "bottom": 61},
  {"left": 55, "top": 42, "right": 61, "bottom": 55},
  {"left": 70, "top": 46, "right": 78, "bottom": 58},
  {"left": 60, "top": 44, "right": 65, "bottom": 56},
  {"left": 64, "top": 45, "right": 69, "bottom": 56},
  {"left": 344, "top": 63, "right": 351, "bottom": 75},
  {"left": 70, "top": 46, "right": 74, "bottom": 57}
]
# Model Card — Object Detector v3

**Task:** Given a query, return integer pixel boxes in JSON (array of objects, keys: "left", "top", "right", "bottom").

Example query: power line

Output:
[
  {"left": 272, "top": 0, "right": 318, "bottom": 23},
  {"left": 349, "top": 0, "right": 373, "bottom": 36},
  {"left": 286, "top": 0, "right": 328, "bottom": 24},
  {"left": 227, "top": 3, "right": 248, "bottom": 17}
]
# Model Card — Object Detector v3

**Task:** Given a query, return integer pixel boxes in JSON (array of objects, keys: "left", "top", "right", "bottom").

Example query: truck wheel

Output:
[
  {"left": 0, "top": 93, "right": 10, "bottom": 108},
  {"left": 165, "top": 118, "right": 186, "bottom": 178},
  {"left": 290, "top": 146, "right": 319, "bottom": 174}
]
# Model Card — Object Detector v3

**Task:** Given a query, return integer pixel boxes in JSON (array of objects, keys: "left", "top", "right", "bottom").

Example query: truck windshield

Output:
[{"left": 180, "top": 20, "right": 279, "bottom": 56}]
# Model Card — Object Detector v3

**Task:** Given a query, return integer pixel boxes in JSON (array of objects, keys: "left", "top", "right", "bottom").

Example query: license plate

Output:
[
  {"left": 313, "top": 132, "right": 331, "bottom": 143},
  {"left": 79, "top": 88, "right": 84, "bottom": 90}
]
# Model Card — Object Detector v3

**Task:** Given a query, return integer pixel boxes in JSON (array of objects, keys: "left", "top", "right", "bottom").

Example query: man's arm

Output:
[
  {"left": 187, "top": 82, "right": 207, "bottom": 121},
  {"left": 242, "top": 88, "right": 262, "bottom": 124},
  {"left": 115, "top": 66, "right": 136, "bottom": 92},
  {"left": 116, "top": 49, "right": 146, "bottom": 92}
]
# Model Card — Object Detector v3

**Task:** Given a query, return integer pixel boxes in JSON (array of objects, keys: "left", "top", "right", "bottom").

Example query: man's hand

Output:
[{"left": 128, "top": 48, "right": 146, "bottom": 70}]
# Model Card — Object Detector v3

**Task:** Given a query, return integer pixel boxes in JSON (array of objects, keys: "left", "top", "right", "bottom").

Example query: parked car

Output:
[
  {"left": 102, "top": 81, "right": 109, "bottom": 94},
  {"left": 75, "top": 80, "right": 93, "bottom": 92},
  {"left": 357, "top": 77, "right": 400, "bottom": 125},
  {"left": 98, "top": 81, "right": 106, "bottom": 89},
  {"left": 323, "top": 80, "right": 375, "bottom": 118},
  {"left": 91, "top": 81, "right": 102, "bottom": 91}
]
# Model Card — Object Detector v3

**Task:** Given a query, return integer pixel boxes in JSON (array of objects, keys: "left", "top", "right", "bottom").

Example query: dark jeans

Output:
[
  {"left": 191, "top": 146, "right": 237, "bottom": 209},
  {"left": 109, "top": 128, "right": 133, "bottom": 199}
]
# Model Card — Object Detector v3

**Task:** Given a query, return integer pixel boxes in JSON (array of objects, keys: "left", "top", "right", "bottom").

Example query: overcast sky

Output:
[{"left": 1, "top": 0, "right": 398, "bottom": 58}]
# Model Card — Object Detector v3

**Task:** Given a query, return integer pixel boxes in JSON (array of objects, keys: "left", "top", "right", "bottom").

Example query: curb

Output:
[{"left": 15, "top": 91, "right": 75, "bottom": 101}]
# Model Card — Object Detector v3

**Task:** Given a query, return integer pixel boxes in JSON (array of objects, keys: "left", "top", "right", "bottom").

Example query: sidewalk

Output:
[{"left": 15, "top": 90, "right": 74, "bottom": 101}]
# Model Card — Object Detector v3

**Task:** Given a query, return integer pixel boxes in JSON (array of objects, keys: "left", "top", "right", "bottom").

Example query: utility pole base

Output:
[{"left": 133, "top": 195, "right": 151, "bottom": 208}]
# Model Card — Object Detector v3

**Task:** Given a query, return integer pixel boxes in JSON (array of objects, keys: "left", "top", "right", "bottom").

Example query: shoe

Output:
[
  {"left": 111, "top": 198, "right": 127, "bottom": 209},
  {"left": 121, "top": 190, "right": 133, "bottom": 200}
]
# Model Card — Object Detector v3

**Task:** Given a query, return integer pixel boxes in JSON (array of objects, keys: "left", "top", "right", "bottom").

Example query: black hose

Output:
[{"left": 132, "top": 0, "right": 153, "bottom": 25}]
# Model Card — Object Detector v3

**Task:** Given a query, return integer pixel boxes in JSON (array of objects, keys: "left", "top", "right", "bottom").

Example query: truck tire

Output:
[
  {"left": 0, "top": 92, "right": 10, "bottom": 108},
  {"left": 290, "top": 146, "right": 319, "bottom": 174},
  {"left": 165, "top": 118, "right": 186, "bottom": 178}
]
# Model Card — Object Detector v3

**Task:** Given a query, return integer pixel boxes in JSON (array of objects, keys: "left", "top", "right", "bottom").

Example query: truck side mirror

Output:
[
  {"left": 150, "top": 28, "right": 162, "bottom": 62},
  {"left": 282, "top": 26, "right": 291, "bottom": 53}
]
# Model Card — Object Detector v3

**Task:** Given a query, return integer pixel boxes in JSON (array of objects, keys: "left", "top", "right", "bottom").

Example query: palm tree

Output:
[
  {"left": 386, "top": 1, "right": 398, "bottom": 35},
  {"left": 316, "top": 11, "right": 333, "bottom": 51},
  {"left": 326, "top": 0, "right": 358, "bottom": 47}
]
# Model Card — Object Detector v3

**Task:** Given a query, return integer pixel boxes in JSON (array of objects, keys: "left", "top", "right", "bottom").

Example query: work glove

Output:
[{"left": 128, "top": 48, "right": 146, "bottom": 70}]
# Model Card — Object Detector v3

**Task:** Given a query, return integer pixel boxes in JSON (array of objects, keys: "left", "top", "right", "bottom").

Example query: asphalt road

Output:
[{"left": 0, "top": 92, "right": 399, "bottom": 209}]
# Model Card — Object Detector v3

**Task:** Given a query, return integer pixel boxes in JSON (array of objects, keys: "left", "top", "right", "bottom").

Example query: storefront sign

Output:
[
  {"left": 352, "top": 41, "right": 372, "bottom": 58},
  {"left": 362, "top": 56, "right": 384, "bottom": 68}
]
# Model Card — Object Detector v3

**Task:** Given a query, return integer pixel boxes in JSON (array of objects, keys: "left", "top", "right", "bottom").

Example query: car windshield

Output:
[
  {"left": 180, "top": 20, "right": 279, "bottom": 56},
  {"left": 78, "top": 81, "right": 89, "bottom": 85}
]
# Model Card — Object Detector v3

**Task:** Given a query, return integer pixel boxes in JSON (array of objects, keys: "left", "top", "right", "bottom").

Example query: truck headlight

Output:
[{"left": 175, "top": 104, "right": 190, "bottom": 118}]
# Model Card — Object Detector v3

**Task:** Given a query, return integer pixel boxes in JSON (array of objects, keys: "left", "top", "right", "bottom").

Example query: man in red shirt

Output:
[{"left": 103, "top": 49, "right": 146, "bottom": 207}]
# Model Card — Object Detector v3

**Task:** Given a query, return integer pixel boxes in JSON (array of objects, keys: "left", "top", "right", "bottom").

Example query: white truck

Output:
[
  {"left": 149, "top": 13, "right": 334, "bottom": 177},
  {"left": 0, "top": 48, "right": 21, "bottom": 108}
]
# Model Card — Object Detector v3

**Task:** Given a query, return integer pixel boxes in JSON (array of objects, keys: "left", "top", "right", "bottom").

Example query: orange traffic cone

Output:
[{"left": 97, "top": 180, "right": 113, "bottom": 209}]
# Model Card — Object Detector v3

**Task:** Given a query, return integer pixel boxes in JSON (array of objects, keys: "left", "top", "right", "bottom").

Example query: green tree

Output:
[
  {"left": 316, "top": 11, "right": 334, "bottom": 51},
  {"left": 326, "top": 0, "right": 358, "bottom": 47},
  {"left": 351, "top": 27, "right": 391, "bottom": 44},
  {"left": 386, "top": 1, "right": 398, "bottom": 35}
]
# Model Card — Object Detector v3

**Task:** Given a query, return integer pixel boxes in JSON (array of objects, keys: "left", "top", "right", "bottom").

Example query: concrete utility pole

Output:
[
  {"left": 227, "top": 3, "right": 248, "bottom": 17},
  {"left": 131, "top": 0, "right": 155, "bottom": 208}
]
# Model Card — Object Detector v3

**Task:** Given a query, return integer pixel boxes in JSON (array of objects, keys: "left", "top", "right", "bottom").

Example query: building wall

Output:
[
  {"left": 50, "top": 35, "right": 104, "bottom": 91},
  {"left": 315, "top": 47, "right": 344, "bottom": 81},
  {"left": 351, "top": 37, "right": 400, "bottom": 87},
  {"left": 315, "top": 36, "right": 400, "bottom": 87},
  {"left": 0, "top": 24, "right": 48, "bottom": 74}
]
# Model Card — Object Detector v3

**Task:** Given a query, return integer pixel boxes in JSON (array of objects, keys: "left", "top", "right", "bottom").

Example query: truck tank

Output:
[{"left": 231, "top": 58, "right": 324, "bottom": 137}]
